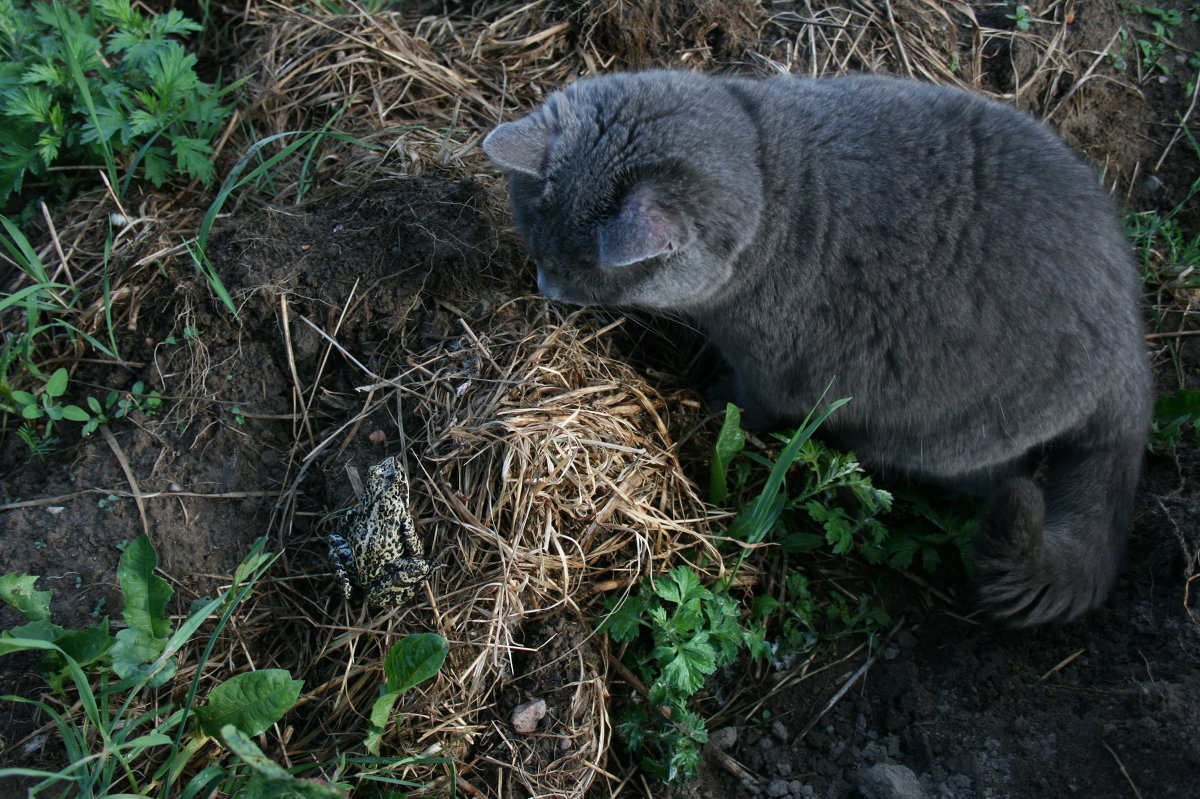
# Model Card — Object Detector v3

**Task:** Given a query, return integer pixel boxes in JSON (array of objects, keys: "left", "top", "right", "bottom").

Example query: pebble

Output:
[
  {"left": 510, "top": 698, "right": 547, "bottom": 734},
  {"left": 708, "top": 726, "right": 738, "bottom": 750},
  {"left": 856, "top": 763, "right": 925, "bottom": 799}
]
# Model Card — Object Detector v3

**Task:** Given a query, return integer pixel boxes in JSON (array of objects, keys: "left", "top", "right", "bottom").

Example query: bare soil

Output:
[{"left": 2, "top": 2, "right": 1199, "bottom": 798}]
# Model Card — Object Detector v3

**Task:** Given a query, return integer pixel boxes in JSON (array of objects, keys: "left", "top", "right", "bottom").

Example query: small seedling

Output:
[
  {"left": 364, "top": 633, "right": 449, "bottom": 755},
  {"left": 97, "top": 494, "right": 121, "bottom": 511},
  {"left": 1006, "top": 5, "right": 1033, "bottom": 31},
  {"left": 1151, "top": 390, "right": 1200, "bottom": 447}
]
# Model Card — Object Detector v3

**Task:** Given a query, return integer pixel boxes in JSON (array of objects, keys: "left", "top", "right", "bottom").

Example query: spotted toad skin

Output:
[{"left": 327, "top": 456, "right": 432, "bottom": 606}]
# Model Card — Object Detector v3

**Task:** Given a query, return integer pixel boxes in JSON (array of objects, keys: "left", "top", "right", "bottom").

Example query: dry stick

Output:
[
  {"left": 1039, "top": 648, "right": 1086, "bottom": 680},
  {"left": 279, "top": 294, "right": 316, "bottom": 445},
  {"left": 1145, "top": 330, "right": 1200, "bottom": 339},
  {"left": 39, "top": 202, "right": 75, "bottom": 291},
  {"left": 883, "top": 1, "right": 914, "bottom": 77},
  {"left": 796, "top": 616, "right": 906, "bottom": 741},
  {"left": 100, "top": 425, "right": 150, "bottom": 537},
  {"left": 1101, "top": 739, "right": 1145, "bottom": 799},
  {"left": 1153, "top": 63, "right": 1200, "bottom": 173},
  {"left": 0, "top": 489, "right": 282, "bottom": 511},
  {"left": 1042, "top": 28, "right": 1125, "bottom": 123},
  {"left": 297, "top": 311, "right": 383, "bottom": 383}
]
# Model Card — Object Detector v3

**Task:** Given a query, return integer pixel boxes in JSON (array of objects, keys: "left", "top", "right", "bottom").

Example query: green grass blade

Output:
[{"left": 51, "top": 1, "right": 118, "bottom": 191}]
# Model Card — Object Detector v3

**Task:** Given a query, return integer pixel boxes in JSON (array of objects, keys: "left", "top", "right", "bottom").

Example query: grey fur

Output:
[{"left": 483, "top": 70, "right": 1152, "bottom": 626}]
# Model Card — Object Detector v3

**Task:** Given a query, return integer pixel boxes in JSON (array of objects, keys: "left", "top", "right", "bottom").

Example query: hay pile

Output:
[{"left": 257, "top": 297, "right": 714, "bottom": 797}]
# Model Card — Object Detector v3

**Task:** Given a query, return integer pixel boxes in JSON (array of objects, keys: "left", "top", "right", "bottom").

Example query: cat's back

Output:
[
  {"left": 721, "top": 74, "right": 1114, "bottom": 231},
  {"left": 711, "top": 73, "right": 1137, "bottom": 329}
]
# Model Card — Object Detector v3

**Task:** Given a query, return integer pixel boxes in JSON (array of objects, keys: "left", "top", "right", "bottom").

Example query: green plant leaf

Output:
[
  {"left": 383, "top": 633, "right": 448, "bottom": 694},
  {"left": 118, "top": 534, "right": 173, "bottom": 639},
  {"left": 364, "top": 691, "right": 401, "bottom": 756},
  {"left": 658, "top": 636, "right": 717, "bottom": 697},
  {"left": 194, "top": 669, "right": 303, "bottom": 739},
  {"left": 55, "top": 620, "right": 113, "bottom": 668},
  {"left": 112, "top": 626, "right": 175, "bottom": 686},
  {"left": 1152, "top": 389, "right": 1200, "bottom": 446},
  {"left": 61, "top": 404, "right": 90, "bottom": 422},
  {"left": 1, "top": 619, "right": 66, "bottom": 651},
  {"left": 709, "top": 403, "right": 745, "bottom": 504},
  {"left": 219, "top": 725, "right": 347, "bottom": 798},
  {"left": 0, "top": 573, "right": 53, "bottom": 621},
  {"left": 598, "top": 594, "right": 646, "bottom": 642},
  {"left": 44, "top": 367, "right": 68, "bottom": 397},
  {"left": 217, "top": 723, "right": 290, "bottom": 778}
]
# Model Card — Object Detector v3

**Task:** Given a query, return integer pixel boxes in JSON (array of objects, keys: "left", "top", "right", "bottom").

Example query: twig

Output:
[
  {"left": 100, "top": 425, "right": 150, "bottom": 537},
  {"left": 1101, "top": 740, "right": 1145, "bottom": 799},
  {"left": 1039, "top": 648, "right": 1085, "bottom": 680},
  {"left": 1, "top": 489, "right": 283, "bottom": 511},
  {"left": 1153, "top": 64, "right": 1200, "bottom": 173},
  {"left": 1145, "top": 330, "right": 1200, "bottom": 340},
  {"left": 796, "top": 616, "right": 906, "bottom": 740}
]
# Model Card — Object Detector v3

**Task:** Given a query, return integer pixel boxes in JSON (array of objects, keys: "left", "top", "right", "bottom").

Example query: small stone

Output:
[
  {"left": 708, "top": 726, "right": 738, "bottom": 750},
  {"left": 857, "top": 763, "right": 924, "bottom": 799},
  {"left": 510, "top": 698, "right": 547, "bottom": 734},
  {"left": 766, "top": 778, "right": 791, "bottom": 797},
  {"left": 770, "top": 720, "right": 790, "bottom": 742}
]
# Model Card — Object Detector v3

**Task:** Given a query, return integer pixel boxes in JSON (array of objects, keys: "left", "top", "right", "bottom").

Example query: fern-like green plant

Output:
[{"left": 0, "top": 0, "right": 238, "bottom": 211}]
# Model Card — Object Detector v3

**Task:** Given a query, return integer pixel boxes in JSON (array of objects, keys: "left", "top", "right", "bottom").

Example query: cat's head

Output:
[{"left": 482, "top": 71, "right": 763, "bottom": 311}]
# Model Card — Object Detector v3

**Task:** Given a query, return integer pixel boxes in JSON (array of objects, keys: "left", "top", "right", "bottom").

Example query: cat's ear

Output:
[
  {"left": 482, "top": 117, "right": 554, "bottom": 178},
  {"left": 596, "top": 189, "right": 683, "bottom": 268}
]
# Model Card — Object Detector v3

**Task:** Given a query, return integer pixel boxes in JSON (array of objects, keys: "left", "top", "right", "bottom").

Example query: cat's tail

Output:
[{"left": 973, "top": 432, "right": 1144, "bottom": 627}]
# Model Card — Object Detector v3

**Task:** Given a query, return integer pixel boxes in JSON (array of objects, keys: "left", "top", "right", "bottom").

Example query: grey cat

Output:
[{"left": 482, "top": 70, "right": 1151, "bottom": 627}]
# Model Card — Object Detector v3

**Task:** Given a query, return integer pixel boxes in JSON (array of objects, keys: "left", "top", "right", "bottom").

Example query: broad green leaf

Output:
[
  {"left": 44, "top": 367, "right": 68, "bottom": 397},
  {"left": 0, "top": 573, "right": 52, "bottom": 621},
  {"left": 727, "top": 491, "right": 786, "bottom": 544},
  {"left": 382, "top": 633, "right": 447, "bottom": 695},
  {"left": 55, "top": 620, "right": 113, "bottom": 668},
  {"left": 118, "top": 534, "right": 173, "bottom": 639},
  {"left": 363, "top": 690, "right": 401, "bottom": 755},
  {"left": 1, "top": 619, "right": 66, "bottom": 650},
  {"left": 221, "top": 725, "right": 348, "bottom": 796},
  {"left": 709, "top": 403, "right": 745, "bottom": 504},
  {"left": 779, "top": 530, "right": 825, "bottom": 553},
  {"left": 62, "top": 404, "right": 90, "bottom": 422},
  {"left": 112, "top": 626, "right": 174, "bottom": 686},
  {"left": 217, "top": 724, "right": 289, "bottom": 778},
  {"left": 194, "top": 669, "right": 302, "bottom": 738}
]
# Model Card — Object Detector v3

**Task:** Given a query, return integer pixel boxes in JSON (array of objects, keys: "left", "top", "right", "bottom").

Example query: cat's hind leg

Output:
[{"left": 972, "top": 426, "right": 1143, "bottom": 626}]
